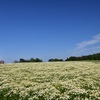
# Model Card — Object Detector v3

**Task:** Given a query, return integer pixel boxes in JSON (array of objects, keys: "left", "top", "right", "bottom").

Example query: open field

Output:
[{"left": 0, "top": 61, "right": 100, "bottom": 100}]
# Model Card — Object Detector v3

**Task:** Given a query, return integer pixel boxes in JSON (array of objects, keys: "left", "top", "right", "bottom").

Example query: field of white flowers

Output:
[{"left": 0, "top": 61, "right": 100, "bottom": 100}]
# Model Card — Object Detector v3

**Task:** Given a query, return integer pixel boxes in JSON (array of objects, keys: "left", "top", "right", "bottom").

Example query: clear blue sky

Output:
[{"left": 0, "top": 0, "right": 100, "bottom": 62}]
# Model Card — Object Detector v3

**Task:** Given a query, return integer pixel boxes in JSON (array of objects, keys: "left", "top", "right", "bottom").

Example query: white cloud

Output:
[
  {"left": 77, "top": 34, "right": 100, "bottom": 49},
  {"left": 73, "top": 34, "right": 100, "bottom": 56}
]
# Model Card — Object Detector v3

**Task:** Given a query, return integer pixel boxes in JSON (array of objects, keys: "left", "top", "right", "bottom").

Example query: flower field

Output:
[{"left": 0, "top": 61, "right": 100, "bottom": 100}]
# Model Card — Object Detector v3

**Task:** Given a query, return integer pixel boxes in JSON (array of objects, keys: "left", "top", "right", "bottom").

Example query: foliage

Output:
[
  {"left": 65, "top": 53, "right": 100, "bottom": 61},
  {"left": 48, "top": 58, "right": 63, "bottom": 62},
  {"left": 19, "top": 58, "right": 43, "bottom": 63}
]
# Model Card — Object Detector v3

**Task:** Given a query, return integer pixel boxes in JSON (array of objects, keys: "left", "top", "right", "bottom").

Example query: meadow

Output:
[{"left": 0, "top": 61, "right": 100, "bottom": 100}]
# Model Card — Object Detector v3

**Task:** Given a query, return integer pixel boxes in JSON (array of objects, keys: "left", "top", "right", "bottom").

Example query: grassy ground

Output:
[{"left": 0, "top": 61, "right": 100, "bottom": 100}]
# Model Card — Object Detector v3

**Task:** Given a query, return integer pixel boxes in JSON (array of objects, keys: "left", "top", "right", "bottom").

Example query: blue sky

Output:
[{"left": 0, "top": 0, "right": 100, "bottom": 62}]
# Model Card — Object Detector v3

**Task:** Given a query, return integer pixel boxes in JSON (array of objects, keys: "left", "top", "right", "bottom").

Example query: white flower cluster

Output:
[{"left": 0, "top": 61, "right": 100, "bottom": 100}]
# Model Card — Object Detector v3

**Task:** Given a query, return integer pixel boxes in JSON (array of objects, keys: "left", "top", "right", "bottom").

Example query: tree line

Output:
[
  {"left": 14, "top": 58, "right": 43, "bottom": 63},
  {"left": 14, "top": 58, "right": 64, "bottom": 63},
  {"left": 48, "top": 58, "right": 63, "bottom": 62},
  {"left": 48, "top": 53, "right": 100, "bottom": 61},
  {"left": 0, "top": 53, "right": 97, "bottom": 63},
  {"left": 13, "top": 53, "right": 100, "bottom": 63},
  {"left": 65, "top": 53, "right": 100, "bottom": 61}
]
